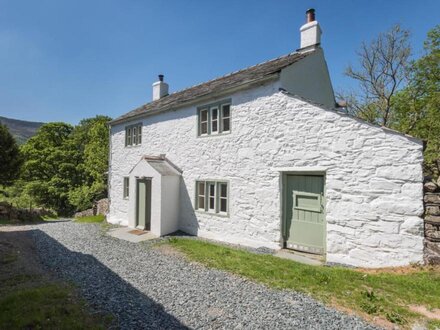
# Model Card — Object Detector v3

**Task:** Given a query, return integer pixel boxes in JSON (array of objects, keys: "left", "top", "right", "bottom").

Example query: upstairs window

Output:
[
  {"left": 125, "top": 123, "right": 142, "bottom": 146},
  {"left": 197, "top": 100, "right": 231, "bottom": 136},
  {"left": 195, "top": 180, "right": 229, "bottom": 215}
]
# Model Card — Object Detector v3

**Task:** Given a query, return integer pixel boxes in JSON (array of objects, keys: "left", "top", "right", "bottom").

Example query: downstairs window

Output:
[{"left": 195, "top": 180, "right": 229, "bottom": 214}]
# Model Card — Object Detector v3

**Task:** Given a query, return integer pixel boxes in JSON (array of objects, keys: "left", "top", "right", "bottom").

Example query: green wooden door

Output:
[
  {"left": 136, "top": 179, "right": 151, "bottom": 230},
  {"left": 285, "top": 175, "right": 325, "bottom": 254}
]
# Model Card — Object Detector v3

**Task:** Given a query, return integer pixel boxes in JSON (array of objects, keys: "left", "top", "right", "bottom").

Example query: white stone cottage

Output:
[{"left": 108, "top": 10, "right": 424, "bottom": 267}]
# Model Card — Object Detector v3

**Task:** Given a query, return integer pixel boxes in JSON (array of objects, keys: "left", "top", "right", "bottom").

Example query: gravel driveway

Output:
[{"left": 29, "top": 221, "right": 377, "bottom": 329}]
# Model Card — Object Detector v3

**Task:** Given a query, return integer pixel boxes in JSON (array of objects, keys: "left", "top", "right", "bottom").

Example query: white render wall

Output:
[{"left": 108, "top": 81, "right": 424, "bottom": 268}]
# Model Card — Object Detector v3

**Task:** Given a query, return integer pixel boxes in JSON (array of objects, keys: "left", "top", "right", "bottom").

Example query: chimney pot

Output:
[
  {"left": 299, "top": 9, "right": 321, "bottom": 51},
  {"left": 158, "top": 74, "right": 164, "bottom": 82},
  {"left": 306, "top": 8, "right": 315, "bottom": 23}
]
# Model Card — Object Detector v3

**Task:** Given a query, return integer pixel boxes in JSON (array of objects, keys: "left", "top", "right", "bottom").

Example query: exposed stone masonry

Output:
[
  {"left": 74, "top": 198, "right": 109, "bottom": 219},
  {"left": 424, "top": 177, "right": 440, "bottom": 264}
]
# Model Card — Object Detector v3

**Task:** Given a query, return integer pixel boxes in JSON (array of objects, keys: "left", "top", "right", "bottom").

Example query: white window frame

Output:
[
  {"left": 218, "top": 182, "right": 228, "bottom": 214},
  {"left": 133, "top": 126, "right": 137, "bottom": 145},
  {"left": 221, "top": 103, "right": 231, "bottom": 133},
  {"left": 210, "top": 107, "right": 219, "bottom": 134},
  {"left": 123, "top": 177, "right": 129, "bottom": 199},
  {"left": 196, "top": 181, "right": 206, "bottom": 210},
  {"left": 199, "top": 109, "right": 209, "bottom": 136},
  {"left": 207, "top": 182, "right": 216, "bottom": 212}
]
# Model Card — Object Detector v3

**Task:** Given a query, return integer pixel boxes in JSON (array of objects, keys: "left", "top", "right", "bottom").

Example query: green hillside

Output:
[{"left": 0, "top": 116, "right": 44, "bottom": 144}]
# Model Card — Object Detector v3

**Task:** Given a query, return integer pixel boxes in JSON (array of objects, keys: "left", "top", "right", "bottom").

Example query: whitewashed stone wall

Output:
[{"left": 108, "top": 81, "right": 424, "bottom": 267}]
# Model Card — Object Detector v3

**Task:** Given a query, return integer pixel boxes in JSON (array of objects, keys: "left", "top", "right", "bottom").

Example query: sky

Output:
[{"left": 0, "top": 0, "right": 439, "bottom": 124}]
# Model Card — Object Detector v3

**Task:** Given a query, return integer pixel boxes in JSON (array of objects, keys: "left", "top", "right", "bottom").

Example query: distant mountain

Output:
[{"left": 0, "top": 116, "right": 44, "bottom": 145}]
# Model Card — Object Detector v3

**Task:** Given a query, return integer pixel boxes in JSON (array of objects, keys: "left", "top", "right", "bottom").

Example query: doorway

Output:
[
  {"left": 284, "top": 174, "right": 325, "bottom": 255},
  {"left": 136, "top": 178, "right": 151, "bottom": 231}
]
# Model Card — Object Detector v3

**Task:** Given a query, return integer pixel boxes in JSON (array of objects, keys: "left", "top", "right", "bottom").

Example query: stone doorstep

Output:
[
  {"left": 108, "top": 227, "right": 158, "bottom": 243},
  {"left": 274, "top": 249, "right": 324, "bottom": 266}
]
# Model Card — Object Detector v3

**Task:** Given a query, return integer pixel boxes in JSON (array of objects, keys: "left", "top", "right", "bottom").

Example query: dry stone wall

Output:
[
  {"left": 424, "top": 178, "right": 440, "bottom": 264},
  {"left": 74, "top": 198, "right": 109, "bottom": 218}
]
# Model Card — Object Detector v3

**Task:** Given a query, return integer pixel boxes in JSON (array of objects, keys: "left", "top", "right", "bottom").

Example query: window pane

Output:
[
  {"left": 212, "top": 108, "right": 218, "bottom": 120},
  {"left": 208, "top": 183, "right": 215, "bottom": 210},
  {"left": 222, "top": 105, "right": 230, "bottom": 117},
  {"left": 201, "top": 109, "right": 208, "bottom": 121},
  {"left": 133, "top": 127, "right": 137, "bottom": 144},
  {"left": 222, "top": 118, "right": 230, "bottom": 132},
  {"left": 198, "top": 182, "right": 205, "bottom": 195},
  {"left": 220, "top": 199, "right": 227, "bottom": 212},
  {"left": 124, "top": 178, "right": 129, "bottom": 198},
  {"left": 198, "top": 197, "right": 205, "bottom": 209},
  {"left": 220, "top": 183, "right": 227, "bottom": 197},
  {"left": 201, "top": 122, "right": 208, "bottom": 134},
  {"left": 212, "top": 121, "right": 217, "bottom": 132},
  {"left": 138, "top": 125, "right": 142, "bottom": 144},
  {"left": 127, "top": 129, "right": 132, "bottom": 145}
]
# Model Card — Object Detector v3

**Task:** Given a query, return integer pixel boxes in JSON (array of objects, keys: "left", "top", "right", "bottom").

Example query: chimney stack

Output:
[
  {"left": 152, "top": 74, "right": 169, "bottom": 101},
  {"left": 299, "top": 8, "right": 322, "bottom": 51}
]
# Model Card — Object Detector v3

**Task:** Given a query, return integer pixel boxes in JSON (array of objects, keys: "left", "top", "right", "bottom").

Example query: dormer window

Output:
[
  {"left": 197, "top": 100, "right": 231, "bottom": 136},
  {"left": 125, "top": 123, "right": 142, "bottom": 146}
]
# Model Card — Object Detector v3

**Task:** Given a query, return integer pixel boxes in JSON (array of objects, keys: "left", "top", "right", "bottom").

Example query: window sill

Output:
[
  {"left": 197, "top": 131, "right": 231, "bottom": 139},
  {"left": 124, "top": 144, "right": 142, "bottom": 148},
  {"left": 195, "top": 209, "right": 230, "bottom": 218}
]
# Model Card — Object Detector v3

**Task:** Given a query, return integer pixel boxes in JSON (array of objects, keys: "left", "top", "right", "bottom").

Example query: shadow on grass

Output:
[{"left": 3, "top": 229, "right": 188, "bottom": 329}]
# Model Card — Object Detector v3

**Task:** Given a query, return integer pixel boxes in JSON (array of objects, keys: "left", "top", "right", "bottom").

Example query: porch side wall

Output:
[
  {"left": 160, "top": 175, "right": 180, "bottom": 236},
  {"left": 109, "top": 82, "right": 424, "bottom": 267}
]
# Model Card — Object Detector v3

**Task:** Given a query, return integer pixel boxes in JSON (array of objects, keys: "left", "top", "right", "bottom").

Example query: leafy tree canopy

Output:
[
  {"left": 0, "top": 124, "right": 22, "bottom": 186},
  {"left": 20, "top": 116, "right": 111, "bottom": 214},
  {"left": 392, "top": 25, "right": 440, "bottom": 174}
]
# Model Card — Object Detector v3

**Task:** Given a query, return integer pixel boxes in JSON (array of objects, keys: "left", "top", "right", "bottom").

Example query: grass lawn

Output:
[
  {"left": 0, "top": 218, "right": 11, "bottom": 225},
  {"left": 168, "top": 238, "right": 440, "bottom": 329},
  {"left": 0, "top": 284, "right": 111, "bottom": 329},
  {"left": 74, "top": 214, "right": 105, "bottom": 223}
]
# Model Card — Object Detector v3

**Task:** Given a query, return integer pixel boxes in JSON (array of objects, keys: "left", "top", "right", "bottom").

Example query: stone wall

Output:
[
  {"left": 108, "top": 80, "right": 424, "bottom": 268},
  {"left": 424, "top": 178, "right": 440, "bottom": 264},
  {"left": 0, "top": 201, "right": 54, "bottom": 221},
  {"left": 74, "top": 198, "right": 109, "bottom": 218}
]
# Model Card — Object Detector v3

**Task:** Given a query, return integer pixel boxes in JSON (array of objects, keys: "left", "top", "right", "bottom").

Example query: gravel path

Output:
[{"left": 28, "top": 221, "right": 378, "bottom": 329}]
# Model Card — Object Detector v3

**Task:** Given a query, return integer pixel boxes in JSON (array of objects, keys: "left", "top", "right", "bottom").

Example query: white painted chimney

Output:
[
  {"left": 152, "top": 74, "right": 169, "bottom": 101},
  {"left": 299, "top": 9, "right": 322, "bottom": 50}
]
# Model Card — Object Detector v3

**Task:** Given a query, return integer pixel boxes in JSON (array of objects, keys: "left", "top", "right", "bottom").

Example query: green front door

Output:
[
  {"left": 136, "top": 178, "right": 151, "bottom": 230},
  {"left": 285, "top": 175, "right": 325, "bottom": 254}
]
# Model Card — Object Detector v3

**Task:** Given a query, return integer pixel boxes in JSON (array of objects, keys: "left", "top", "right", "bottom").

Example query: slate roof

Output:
[{"left": 110, "top": 50, "right": 315, "bottom": 125}]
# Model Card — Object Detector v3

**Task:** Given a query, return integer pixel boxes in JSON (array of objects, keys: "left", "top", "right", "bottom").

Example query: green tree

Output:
[
  {"left": 392, "top": 25, "right": 440, "bottom": 175},
  {"left": 0, "top": 124, "right": 22, "bottom": 187},
  {"left": 20, "top": 122, "right": 78, "bottom": 214},
  {"left": 67, "top": 115, "right": 111, "bottom": 211}
]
